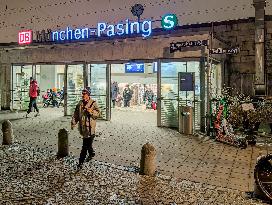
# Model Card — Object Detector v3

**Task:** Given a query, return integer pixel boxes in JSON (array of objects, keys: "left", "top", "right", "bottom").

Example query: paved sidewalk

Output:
[
  {"left": 0, "top": 108, "right": 271, "bottom": 193},
  {"left": 0, "top": 144, "right": 267, "bottom": 205}
]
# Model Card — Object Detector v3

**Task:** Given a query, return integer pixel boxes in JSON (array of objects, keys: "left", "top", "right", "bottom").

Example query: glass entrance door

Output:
[
  {"left": 88, "top": 64, "right": 110, "bottom": 120},
  {"left": 11, "top": 65, "right": 33, "bottom": 110},
  {"left": 158, "top": 61, "right": 201, "bottom": 129},
  {"left": 66, "top": 64, "right": 84, "bottom": 115},
  {"left": 33, "top": 64, "right": 65, "bottom": 108},
  {"left": 158, "top": 62, "right": 186, "bottom": 127}
]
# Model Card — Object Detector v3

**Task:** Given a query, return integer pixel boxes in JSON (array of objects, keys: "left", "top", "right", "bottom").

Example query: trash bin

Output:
[{"left": 179, "top": 106, "right": 193, "bottom": 135}]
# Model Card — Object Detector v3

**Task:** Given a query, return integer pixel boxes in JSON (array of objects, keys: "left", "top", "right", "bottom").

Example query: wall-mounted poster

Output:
[{"left": 179, "top": 72, "right": 194, "bottom": 91}]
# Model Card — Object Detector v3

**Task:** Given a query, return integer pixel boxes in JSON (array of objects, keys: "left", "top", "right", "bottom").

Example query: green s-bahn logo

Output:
[{"left": 161, "top": 14, "right": 178, "bottom": 30}]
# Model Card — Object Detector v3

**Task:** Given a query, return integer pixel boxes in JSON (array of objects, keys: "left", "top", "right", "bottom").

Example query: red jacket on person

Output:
[{"left": 29, "top": 80, "right": 39, "bottom": 98}]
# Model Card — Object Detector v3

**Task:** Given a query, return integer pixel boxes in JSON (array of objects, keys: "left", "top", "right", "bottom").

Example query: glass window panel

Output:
[
  {"left": 160, "top": 62, "right": 186, "bottom": 128},
  {"left": 161, "top": 62, "right": 186, "bottom": 77},
  {"left": 67, "top": 64, "right": 84, "bottom": 115},
  {"left": 160, "top": 61, "right": 201, "bottom": 130},
  {"left": 11, "top": 65, "right": 32, "bottom": 110},
  {"left": 89, "top": 64, "right": 107, "bottom": 120}
]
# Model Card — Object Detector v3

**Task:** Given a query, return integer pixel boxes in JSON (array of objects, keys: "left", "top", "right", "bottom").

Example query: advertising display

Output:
[
  {"left": 179, "top": 73, "right": 194, "bottom": 91},
  {"left": 125, "top": 63, "right": 145, "bottom": 73}
]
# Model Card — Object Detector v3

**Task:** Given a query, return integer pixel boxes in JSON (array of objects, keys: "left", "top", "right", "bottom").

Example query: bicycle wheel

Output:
[{"left": 254, "top": 154, "right": 272, "bottom": 201}]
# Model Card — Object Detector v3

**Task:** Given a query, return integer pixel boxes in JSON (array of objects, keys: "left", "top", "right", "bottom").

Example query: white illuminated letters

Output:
[
  {"left": 107, "top": 25, "right": 115, "bottom": 37},
  {"left": 97, "top": 23, "right": 106, "bottom": 37},
  {"left": 81, "top": 28, "right": 89, "bottom": 38},
  {"left": 142, "top": 20, "right": 152, "bottom": 37},
  {"left": 66, "top": 27, "right": 73, "bottom": 40},
  {"left": 116, "top": 23, "right": 125, "bottom": 35},
  {"left": 21, "top": 13, "right": 178, "bottom": 44},
  {"left": 36, "top": 16, "right": 162, "bottom": 42},
  {"left": 96, "top": 19, "right": 152, "bottom": 37},
  {"left": 74, "top": 29, "right": 81, "bottom": 39},
  {"left": 52, "top": 31, "right": 59, "bottom": 41},
  {"left": 59, "top": 31, "right": 65, "bottom": 40}
]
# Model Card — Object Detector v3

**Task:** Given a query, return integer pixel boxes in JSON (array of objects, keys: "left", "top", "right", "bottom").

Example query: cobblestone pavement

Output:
[
  {"left": 0, "top": 107, "right": 272, "bottom": 193},
  {"left": 0, "top": 144, "right": 267, "bottom": 205}
]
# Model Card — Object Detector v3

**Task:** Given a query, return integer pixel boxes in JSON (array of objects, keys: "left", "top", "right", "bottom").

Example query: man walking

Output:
[
  {"left": 26, "top": 77, "right": 40, "bottom": 118},
  {"left": 123, "top": 85, "right": 133, "bottom": 107},
  {"left": 71, "top": 88, "right": 101, "bottom": 169}
]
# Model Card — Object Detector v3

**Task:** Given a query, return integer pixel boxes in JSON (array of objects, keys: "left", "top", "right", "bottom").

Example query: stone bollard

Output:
[
  {"left": 140, "top": 143, "right": 156, "bottom": 176},
  {"left": 57, "top": 129, "right": 69, "bottom": 158},
  {"left": 2, "top": 120, "right": 13, "bottom": 145}
]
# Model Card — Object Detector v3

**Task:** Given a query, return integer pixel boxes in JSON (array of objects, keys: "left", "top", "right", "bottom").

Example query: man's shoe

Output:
[
  {"left": 77, "top": 163, "right": 83, "bottom": 169},
  {"left": 34, "top": 112, "right": 40, "bottom": 117},
  {"left": 25, "top": 113, "right": 29, "bottom": 118},
  {"left": 86, "top": 156, "right": 94, "bottom": 162}
]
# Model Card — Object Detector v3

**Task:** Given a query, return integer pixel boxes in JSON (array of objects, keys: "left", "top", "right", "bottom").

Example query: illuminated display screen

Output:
[{"left": 125, "top": 63, "right": 145, "bottom": 73}]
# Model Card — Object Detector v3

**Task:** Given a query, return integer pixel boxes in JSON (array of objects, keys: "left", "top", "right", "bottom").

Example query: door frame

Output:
[
  {"left": 86, "top": 62, "right": 111, "bottom": 121},
  {"left": 64, "top": 62, "right": 86, "bottom": 116},
  {"left": 157, "top": 58, "right": 202, "bottom": 127},
  {"left": 11, "top": 63, "right": 35, "bottom": 110},
  {"left": 107, "top": 59, "right": 157, "bottom": 121}
]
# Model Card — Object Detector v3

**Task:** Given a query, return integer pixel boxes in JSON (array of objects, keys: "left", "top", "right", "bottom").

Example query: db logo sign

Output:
[{"left": 18, "top": 30, "right": 32, "bottom": 45}]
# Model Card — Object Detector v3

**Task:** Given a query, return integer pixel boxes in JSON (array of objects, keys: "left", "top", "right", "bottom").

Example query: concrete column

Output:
[
  {"left": 253, "top": 0, "right": 266, "bottom": 95},
  {"left": 2, "top": 120, "right": 13, "bottom": 145},
  {"left": 140, "top": 143, "right": 156, "bottom": 176},
  {"left": 57, "top": 128, "right": 69, "bottom": 158}
]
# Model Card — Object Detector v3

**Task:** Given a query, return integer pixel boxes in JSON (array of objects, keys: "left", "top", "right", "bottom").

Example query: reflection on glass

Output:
[
  {"left": 12, "top": 65, "right": 33, "bottom": 110},
  {"left": 161, "top": 62, "right": 186, "bottom": 77},
  {"left": 160, "top": 61, "right": 201, "bottom": 129},
  {"left": 89, "top": 64, "right": 107, "bottom": 120},
  {"left": 187, "top": 61, "right": 200, "bottom": 96},
  {"left": 34, "top": 65, "right": 65, "bottom": 107},
  {"left": 67, "top": 64, "right": 84, "bottom": 115},
  {"left": 161, "top": 63, "right": 180, "bottom": 127}
]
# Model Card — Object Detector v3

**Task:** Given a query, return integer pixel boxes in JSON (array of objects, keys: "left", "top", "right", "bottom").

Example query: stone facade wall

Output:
[
  {"left": 265, "top": 20, "right": 272, "bottom": 96},
  {"left": 214, "top": 20, "right": 256, "bottom": 96},
  {"left": 168, "top": 20, "right": 260, "bottom": 96},
  {"left": 0, "top": 34, "right": 209, "bottom": 64}
]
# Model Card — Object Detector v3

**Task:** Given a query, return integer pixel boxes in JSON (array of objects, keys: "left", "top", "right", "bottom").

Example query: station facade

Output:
[{"left": 0, "top": 3, "right": 272, "bottom": 132}]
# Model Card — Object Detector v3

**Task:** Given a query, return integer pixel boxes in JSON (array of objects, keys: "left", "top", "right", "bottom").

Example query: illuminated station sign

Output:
[{"left": 18, "top": 14, "right": 178, "bottom": 45}]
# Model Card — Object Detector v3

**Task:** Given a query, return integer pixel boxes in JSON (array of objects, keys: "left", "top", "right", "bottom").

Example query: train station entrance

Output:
[
  {"left": 5, "top": 30, "right": 225, "bottom": 132},
  {"left": 10, "top": 58, "right": 222, "bottom": 131}
]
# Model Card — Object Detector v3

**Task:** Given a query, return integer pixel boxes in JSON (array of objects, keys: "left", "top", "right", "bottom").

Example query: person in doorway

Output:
[
  {"left": 116, "top": 92, "right": 123, "bottom": 107},
  {"left": 26, "top": 77, "right": 40, "bottom": 118},
  {"left": 71, "top": 87, "right": 101, "bottom": 169},
  {"left": 51, "top": 87, "right": 59, "bottom": 107},
  {"left": 143, "top": 87, "right": 154, "bottom": 109},
  {"left": 111, "top": 81, "right": 118, "bottom": 108},
  {"left": 123, "top": 84, "right": 133, "bottom": 107}
]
